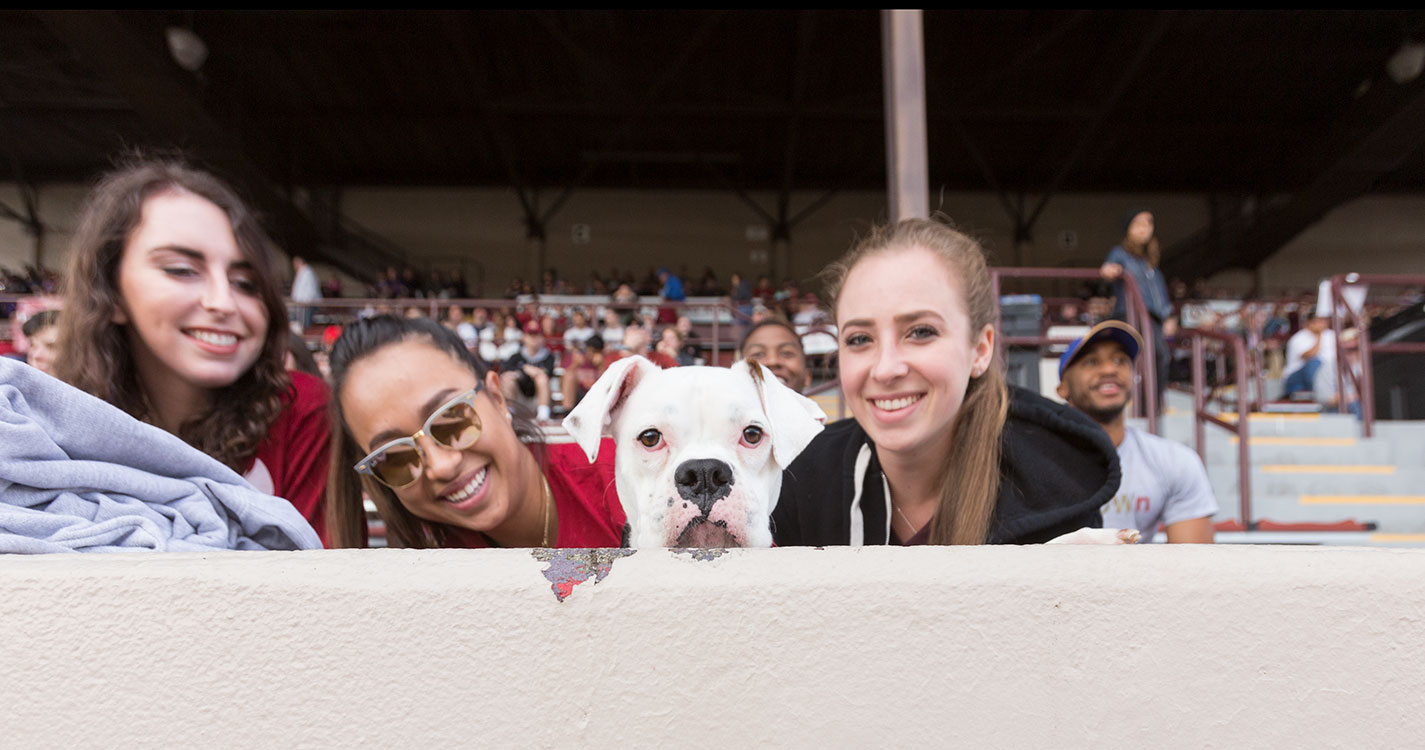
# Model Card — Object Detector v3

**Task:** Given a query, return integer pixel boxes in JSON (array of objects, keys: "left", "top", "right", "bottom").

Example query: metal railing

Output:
[
  {"left": 1329, "top": 273, "right": 1425, "bottom": 438},
  {"left": 1180, "top": 328, "right": 1253, "bottom": 530},
  {"left": 989, "top": 267, "right": 1158, "bottom": 434}
]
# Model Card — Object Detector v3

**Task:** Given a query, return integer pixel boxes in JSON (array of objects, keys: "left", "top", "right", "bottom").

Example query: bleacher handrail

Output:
[
  {"left": 1329, "top": 273, "right": 1425, "bottom": 438},
  {"left": 989, "top": 267, "right": 1158, "bottom": 434},
  {"left": 1179, "top": 327, "right": 1253, "bottom": 530}
]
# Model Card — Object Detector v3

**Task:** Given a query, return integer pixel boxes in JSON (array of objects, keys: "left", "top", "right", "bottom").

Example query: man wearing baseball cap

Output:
[{"left": 1057, "top": 321, "right": 1217, "bottom": 543}]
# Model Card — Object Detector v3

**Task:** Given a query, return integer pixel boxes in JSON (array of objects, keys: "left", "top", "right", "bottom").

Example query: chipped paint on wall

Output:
[
  {"left": 531, "top": 548, "right": 636, "bottom": 602},
  {"left": 672, "top": 547, "right": 726, "bottom": 562}
]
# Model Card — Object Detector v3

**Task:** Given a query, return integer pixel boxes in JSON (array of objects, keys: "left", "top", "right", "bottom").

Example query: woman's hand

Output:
[{"left": 1100, "top": 262, "right": 1124, "bottom": 281}]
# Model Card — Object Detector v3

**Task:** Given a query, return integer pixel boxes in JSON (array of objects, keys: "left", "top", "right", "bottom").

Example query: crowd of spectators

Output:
[
  {"left": 351, "top": 262, "right": 826, "bottom": 327},
  {"left": 10, "top": 251, "right": 1417, "bottom": 419},
  {"left": 8, "top": 246, "right": 1418, "bottom": 408},
  {"left": 0, "top": 264, "right": 59, "bottom": 297},
  {"left": 369, "top": 265, "right": 468, "bottom": 299}
]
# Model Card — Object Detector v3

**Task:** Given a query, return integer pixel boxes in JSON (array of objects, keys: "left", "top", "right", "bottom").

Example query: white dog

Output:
[{"left": 563, "top": 356, "right": 825, "bottom": 548}]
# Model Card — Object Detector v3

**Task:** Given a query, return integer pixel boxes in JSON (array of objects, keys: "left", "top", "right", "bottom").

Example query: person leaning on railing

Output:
[{"left": 1100, "top": 208, "right": 1175, "bottom": 410}]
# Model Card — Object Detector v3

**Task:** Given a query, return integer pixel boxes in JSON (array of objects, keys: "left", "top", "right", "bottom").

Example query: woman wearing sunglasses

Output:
[{"left": 324, "top": 315, "right": 626, "bottom": 548}]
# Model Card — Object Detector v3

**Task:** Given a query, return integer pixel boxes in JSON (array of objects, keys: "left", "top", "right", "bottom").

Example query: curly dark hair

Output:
[{"left": 55, "top": 158, "right": 291, "bottom": 473}]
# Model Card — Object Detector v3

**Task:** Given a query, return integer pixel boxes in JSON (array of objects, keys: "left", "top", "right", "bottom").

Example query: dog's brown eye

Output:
[
  {"left": 742, "top": 426, "right": 764, "bottom": 445},
  {"left": 637, "top": 429, "right": 663, "bottom": 448}
]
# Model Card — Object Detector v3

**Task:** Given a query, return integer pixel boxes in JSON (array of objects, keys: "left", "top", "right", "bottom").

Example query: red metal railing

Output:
[
  {"left": 1329, "top": 273, "right": 1425, "bottom": 438},
  {"left": 1180, "top": 328, "right": 1253, "bottom": 530},
  {"left": 989, "top": 267, "right": 1158, "bottom": 434},
  {"left": 1243, "top": 324, "right": 1268, "bottom": 412}
]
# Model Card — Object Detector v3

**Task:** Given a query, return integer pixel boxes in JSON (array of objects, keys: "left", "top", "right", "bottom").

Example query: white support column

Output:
[{"left": 882, "top": 9, "right": 930, "bottom": 222}]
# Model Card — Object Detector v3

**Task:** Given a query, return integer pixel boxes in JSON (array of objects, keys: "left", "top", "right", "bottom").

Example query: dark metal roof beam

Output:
[
  {"left": 33, "top": 10, "right": 388, "bottom": 282},
  {"left": 440, "top": 16, "right": 539, "bottom": 227},
  {"left": 540, "top": 11, "right": 729, "bottom": 224},
  {"left": 775, "top": 11, "right": 818, "bottom": 231},
  {"left": 1163, "top": 80, "right": 1425, "bottom": 280},
  {"left": 1021, "top": 12, "right": 1172, "bottom": 232}
]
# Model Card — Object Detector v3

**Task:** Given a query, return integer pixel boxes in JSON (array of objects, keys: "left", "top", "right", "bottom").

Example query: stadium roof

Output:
[{"left": 5, "top": 10, "right": 1425, "bottom": 279}]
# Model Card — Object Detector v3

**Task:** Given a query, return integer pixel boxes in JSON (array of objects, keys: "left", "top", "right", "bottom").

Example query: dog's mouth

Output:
[{"left": 674, "top": 517, "right": 742, "bottom": 548}]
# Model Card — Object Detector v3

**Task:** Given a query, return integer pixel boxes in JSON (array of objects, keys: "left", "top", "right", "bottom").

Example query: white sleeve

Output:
[
  {"left": 1284, "top": 331, "right": 1310, "bottom": 363},
  {"left": 1161, "top": 442, "right": 1219, "bottom": 526}
]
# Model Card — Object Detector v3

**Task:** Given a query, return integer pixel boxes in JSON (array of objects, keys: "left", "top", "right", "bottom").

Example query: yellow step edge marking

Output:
[
  {"left": 1216, "top": 412, "right": 1322, "bottom": 422},
  {"left": 1230, "top": 437, "right": 1357, "bottom": 446},
  {"left": 1301, "top": 495, "right": 1425, "bottom": 505},
  {"left": 1370, "top": 534, "right": 1425, "bottom": 543},
  {"left": 1262, "top": 465, "right": 1395, "bottom": 474}
]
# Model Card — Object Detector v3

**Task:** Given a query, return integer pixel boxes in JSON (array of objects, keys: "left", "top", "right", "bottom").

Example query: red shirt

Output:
[
  {"left": 244, "top": 371, "right": 332, "bottom": 543},
  {"left": 447, "top": 440, "right": 626, "bottom": 548}
]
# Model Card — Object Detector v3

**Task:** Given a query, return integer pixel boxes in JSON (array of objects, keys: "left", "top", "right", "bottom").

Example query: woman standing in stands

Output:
[
  {"left": 324, "top": 315, "right": 626, "bottom": 548},
  {"left": 773, "top": 218, "right": 1118, "bottom": 546},
  {"left": 56, "top": 159, "right": 331, "bottom": 539},
  {"left": 1100, "top": 208, "right": 1175, "bottom": 409}
]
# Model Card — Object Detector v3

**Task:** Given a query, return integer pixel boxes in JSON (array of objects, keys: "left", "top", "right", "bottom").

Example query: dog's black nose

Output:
[{"left": 674, "top": 459, "right": 734, "bottom": 514}]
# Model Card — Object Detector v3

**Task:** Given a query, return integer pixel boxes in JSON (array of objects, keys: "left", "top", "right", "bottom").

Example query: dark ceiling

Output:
[{"left": 4, "top": 9, "right": 1425, "bottom": 280}]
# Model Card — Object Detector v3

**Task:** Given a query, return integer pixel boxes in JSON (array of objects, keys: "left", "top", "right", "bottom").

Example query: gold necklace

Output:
[
  {"left": 893, "top": 503, "right": 918, "bottom": 538},
  {"left": 540, "top": 476, "right": 553, "bottom": 547}
]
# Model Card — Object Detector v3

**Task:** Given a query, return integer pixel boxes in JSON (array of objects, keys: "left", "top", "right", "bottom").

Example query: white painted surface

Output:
[{"left": 2, "top": 545, "right": 1422, "bottom": 748}]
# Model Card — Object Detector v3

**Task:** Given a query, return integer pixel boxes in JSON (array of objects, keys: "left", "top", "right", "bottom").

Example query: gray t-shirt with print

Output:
[{"left": 1100, "top": 425, "right": 1218, "bottom": 542}]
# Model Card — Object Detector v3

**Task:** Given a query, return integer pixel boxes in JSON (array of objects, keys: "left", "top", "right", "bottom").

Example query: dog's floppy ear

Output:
[
  {"left": 736, "top": 360, "right": 826, "bottom": 467},
  {"left": 562, "top": 354, "right": 660, "bottom": 463}
]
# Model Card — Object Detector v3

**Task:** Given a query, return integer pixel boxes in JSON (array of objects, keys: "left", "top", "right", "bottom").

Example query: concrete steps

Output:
[
  {"left": 1204, "top": 467, "right": 1425, "bottom": 498},
  {"left": 1139, "top": 387, "right": 1425, "bottom": 544}
]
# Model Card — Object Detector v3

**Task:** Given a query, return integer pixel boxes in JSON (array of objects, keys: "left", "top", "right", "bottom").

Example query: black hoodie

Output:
[{"left": 772, "top": 386, "right": 1121, "bottom": 546}]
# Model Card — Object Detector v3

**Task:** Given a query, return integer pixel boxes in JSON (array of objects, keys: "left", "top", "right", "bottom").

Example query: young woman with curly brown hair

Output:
[{"left": 55, "top": 159, "right": 331, "bottom": 540}]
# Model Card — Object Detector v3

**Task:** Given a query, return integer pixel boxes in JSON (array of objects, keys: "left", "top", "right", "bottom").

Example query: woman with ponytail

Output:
[
  {"left": 1101, "top": 208, "right": 1175, "bottom": 411},
  {"left": 773, "top": 218, "right": 1119, "bottom": 546}
]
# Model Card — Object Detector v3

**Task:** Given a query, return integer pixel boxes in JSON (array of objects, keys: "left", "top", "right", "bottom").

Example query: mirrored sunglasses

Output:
[{"left": 353, "top": 388, "right": 483, "bottom": 489}]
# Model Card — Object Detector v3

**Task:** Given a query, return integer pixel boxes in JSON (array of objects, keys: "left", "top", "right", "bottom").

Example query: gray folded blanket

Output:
[{"left": 0, "top": 358, "right": 321, "bottom": 552}]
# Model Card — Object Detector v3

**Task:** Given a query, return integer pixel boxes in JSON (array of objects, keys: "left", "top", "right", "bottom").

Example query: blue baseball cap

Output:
[{"left": 1058, "top": 321, "right": 1145, "bottom": 378}]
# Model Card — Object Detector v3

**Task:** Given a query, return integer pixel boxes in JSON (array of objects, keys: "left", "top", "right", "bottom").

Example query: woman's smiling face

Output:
[
  {"left": 835, "top": 245, "right": 993, "bottom": 460},
  {"left": 114, "top": 190, "right": 269, "bottom": 399},
  {"left": 339, "top": 338, "right": 535, "bottom": 535}
]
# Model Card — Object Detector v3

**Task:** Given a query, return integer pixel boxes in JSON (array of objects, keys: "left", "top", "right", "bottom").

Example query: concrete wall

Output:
[
  {"left": 2, "top": 545, "right": 1422, "bottom": 748},
  {"left": 337, "top": 187, "right": 1210, "bottom": 293},
  {"left": 3, "top": 181, "right": 1422, "bottom": 297},
  {"left": 1258, "top": 195, "right": 1425, "bottom": 291},
  {"left": 0, "top": 183, "right": 89, "bottom": 276}
]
